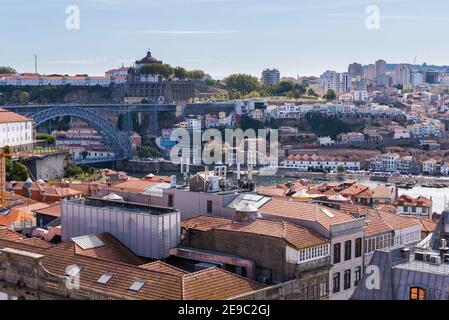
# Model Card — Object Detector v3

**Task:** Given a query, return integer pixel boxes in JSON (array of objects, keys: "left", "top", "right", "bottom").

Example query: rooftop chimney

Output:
[
  {"left": 233, "top": 203, "right": 261, "bottom": 224},
  {"left": 439, "top": 238, "right": 449, "bottom": 259},
  {"left": 400, "top": 247, "right": 411, "bottom": 260}
]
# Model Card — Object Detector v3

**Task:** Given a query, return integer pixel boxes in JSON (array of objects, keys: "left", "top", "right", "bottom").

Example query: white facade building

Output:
[{"left": 0, "top": 109, "right": 34, "bottom": 148}]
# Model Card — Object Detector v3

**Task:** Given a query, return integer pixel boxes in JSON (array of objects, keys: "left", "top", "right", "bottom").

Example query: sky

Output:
[{"left": 1, "top": 0, "right": 449, "bottom": 78}]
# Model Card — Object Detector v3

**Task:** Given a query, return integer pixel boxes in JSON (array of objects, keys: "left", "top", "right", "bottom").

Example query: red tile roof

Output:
[
  {"left": 259, "top": 198, "right": 355, "bottom": 230},
  {"left": 0, "top": 229, "right": 264, "bottom": 300},
  {"left": 216, "top": 218, "right": 328, "bottom": 250},
  {"left": 33, "top": 203, "right": 62, "bottom": 218},
  {"left": 182, "top": 215, "right": 231, "bottom": 232},
  {"left": 140, "top": 261, "right": 188, "bottom": 276},
  {"left": 0, "top": 109, "right": 32, "bottom": 123},
  {"left": 393, "top": 195, "right": 432, "bottom": 208},
  {"left": 73, "top": 233, "right": 146, "bottom": 266}
]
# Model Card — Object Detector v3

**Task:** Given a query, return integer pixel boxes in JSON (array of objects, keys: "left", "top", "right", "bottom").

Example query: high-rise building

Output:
[
  {"left": 320, "top": 70, "right": 339, "bottom": 92},
  {"left": 375, "top": 60, "right": 387, "bottom": 86},
  {"left": 411, "top": 71, "right": 424, "bottom": 86},
  {"left": 425, "top": 71, "right": 440, "bottom": 84},
  {"left": 363, "top": 64, "right": 377, "bottom": 82},
  {"left": 394, "top": 64, "right": 411, "bottom": 88},
  {"left": 261, "top": 69, "right": 281, "bottom": 85},
  {"left": 338, "top": 72, "right": 350, "bottom": 93},
  {"left": 348, "top": 63, "right": 363, "bottom": 78}
]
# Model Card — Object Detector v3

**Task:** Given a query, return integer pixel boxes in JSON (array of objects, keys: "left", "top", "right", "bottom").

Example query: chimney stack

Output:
[
  {"left": 400, "top": 247, "right": 411, "bottom": 260},
  {"left": 439, "top": 238, "right": 449, "bottom": 260},
  {"left": 233, "top": 203, "right": 261, "bottom": 224}
]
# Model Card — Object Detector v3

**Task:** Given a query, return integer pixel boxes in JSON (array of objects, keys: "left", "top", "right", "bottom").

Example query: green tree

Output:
[
  {"left": 337, "top": 165, "right": 346, "bottom": 174},
  {"left": 19, "top": 91, "right": 30, "bottom": 104},
  {"left": 0, "top": 66, "right": 16, "bottom": 74},
  {"left": 325, "top": 89, "right": 337, "bottom": 101},
  {"left": 186, "top": 70, "right": 205, "bottom": 80},
  {"left": 307, "top": 88, "right": 317, "bottom": 97},
  {"left": 139, "top": 63, "right": 173, "bottom": 79},
  {"left": 272, "top": 81, "right": 294, "bottom": 96},
  {"left": 244, "top": 91, "right": 261, "bottom": 99},
  {"left": 294, "top": 84, "right": 306, "bottom": 95},
  {"left": 173, "top": 67, "right": 188, "bottom": 79},
  {"left": 64, "top": 163, "right": 83, "bottom": 177},
  {"left": 238, "top": 115, "right": 265, "bottom": 131},
  {"left": 224, "top": 74, "right": 261, "bottom": 95},
  {"left": 139, "top": 146, "right": 159, "bottom": 158},
  {"left": 305, "top": 113, "right": 351, "bottom": 139},
  {"left": 36, "top": 133, "right": 56, "bottom": 145},
  {"left": 9, "top": 162, "right": 29, "bottom": 181}
]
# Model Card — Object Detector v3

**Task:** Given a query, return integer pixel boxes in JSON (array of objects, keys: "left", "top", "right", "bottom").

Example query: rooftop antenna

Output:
[{"left": 248, "top": 165, "right": 253, "bottom": 183}]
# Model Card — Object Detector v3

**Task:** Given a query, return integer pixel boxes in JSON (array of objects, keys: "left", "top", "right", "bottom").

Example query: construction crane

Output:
[{"left": 0, "top": 151, "right": 34, "bottom": 205}]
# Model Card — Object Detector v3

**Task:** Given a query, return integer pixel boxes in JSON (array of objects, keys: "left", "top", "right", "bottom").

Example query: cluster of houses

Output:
[
  {"left": 368, "top": 152, "right": 449, "bottom": 176},
  {"left": 266, "top": 103, "right": 405, "bottom": 120},
  {"left": 0, "top": 168, "right": 438, "bottom": 300},
  {"left": 0, "top": 73, "right": 126, "bottom": 87}
]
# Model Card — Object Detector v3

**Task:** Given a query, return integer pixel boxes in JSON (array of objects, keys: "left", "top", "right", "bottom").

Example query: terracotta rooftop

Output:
[
  {"left": 217, "top": 218, "right": 328, "bottom": 250},
  {"left": 140, "top": 261, "right": 188, "bottom": 276},
  {"left": 111, "top": 176, "right": 170, "bottom": 193},
  {"left": 340, "top": 183, "right": 369, "bottom": 197},
  {"left": 0, "top": 208, "right": 35, "bottom": 228},
  {"left": 0, "top": 229, "right": 264, "bottom": 300},
  {"left": 393, "top": 195, "right": 432, "bottom": 208},
  {"left": 33, "top": 203, "right": 62, "bottom": 218},
  {"left": 182, "top": 215, "right": 231, "bottom": 232},
  {"left": 0, "top": 109, "right": 32, "bottom": 123},
  {"left": 256, "top": 186, "right": 288, "bottom": 198},
  {"left": 72, "top": 233, "right": 146, "bottom": 266},
  {"left": 259, "top": 198, "right": 355, "bottom": 231}
]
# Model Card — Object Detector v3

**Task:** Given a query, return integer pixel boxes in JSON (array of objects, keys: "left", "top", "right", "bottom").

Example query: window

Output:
[
  {"left": 344, "top": 269, "right": 351, "bottom": 290},
  {"left": 354, "top": 267, "right": 362, "bottom": 286},
  {"left": 97, "top": 273, "right": 113, "bottom": 284},
  {"left": 333, "top": 243, "right": 341, "bottom": 264},
  {"left": 168, "top": 194, "right": 174, "bottom": 207},
  {"left": 301, "top": 282, "right": 308, "bottom": 300},
  {"left": 310, "top": 279, "right": 318, "bottom": 300},
  {"left": 355, "top": 238, "right": 362, "bottom": 258},
  {"left": 344, "top": 240, "right": 352, "bottom": 261},
  {"left": 65, "top": 265, "right": 82, "bottom": 277},
  {"left": 332, "top": 273, "right": 340, "bottom": 293},
  {"left": 129, "top": 280, "right": 146, "bottom": 292},
  {"left": 320, "top": 277, "right": 328, "bottom": 297},
  {"left": 207, "top": 200, "right": 213, "bottom": 214},
  {"left": 410, "top": 287, "right": 426, "bottom": 300}
]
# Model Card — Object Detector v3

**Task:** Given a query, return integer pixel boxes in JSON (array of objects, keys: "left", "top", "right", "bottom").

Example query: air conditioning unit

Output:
[
  {"left": 256, "top": 276, "right": 271, "bottom": 284},
  {"left": 425, "top": 254, "right": 442, "bottom": 265}
]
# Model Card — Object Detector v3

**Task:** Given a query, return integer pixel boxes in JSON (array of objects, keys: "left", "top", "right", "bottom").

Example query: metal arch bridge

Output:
[
  {"left": 30, "top": 106, "right": 132, "bottom": 160},
  {"left": 4, "top": 103, "right": 178, "bottom": 137}
]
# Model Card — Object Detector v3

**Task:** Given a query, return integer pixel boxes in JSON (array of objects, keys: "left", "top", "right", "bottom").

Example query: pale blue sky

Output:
[{"left": 1, "top": 0, "right": 448, "bottom": 78}]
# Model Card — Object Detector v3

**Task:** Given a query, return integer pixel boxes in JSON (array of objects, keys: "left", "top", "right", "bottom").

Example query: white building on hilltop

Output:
[{"left": 0, "top": 109, "right": 34, "bottom": 150}]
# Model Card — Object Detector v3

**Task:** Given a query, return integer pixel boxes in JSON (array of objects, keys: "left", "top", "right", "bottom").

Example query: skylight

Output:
[
  {"left": 129, "top": 279, "right": 146, "bottom": 292},
  {"left": 72, "top": 235, "right": 104, "bottom": 250},
  {"left": 65, "top": 265, "right": 82, "bottom": 277},
  {"left": 97, "top": 273, "right": 113, "bottom": 284},
  {"left": 321, "top": 208, "right": 335, "bottom": 218}
]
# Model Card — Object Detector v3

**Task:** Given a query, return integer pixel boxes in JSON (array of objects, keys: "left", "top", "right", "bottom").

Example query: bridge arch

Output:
[{"left": 30, "top": 106, "right": 132, "bottom": 159}]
